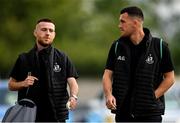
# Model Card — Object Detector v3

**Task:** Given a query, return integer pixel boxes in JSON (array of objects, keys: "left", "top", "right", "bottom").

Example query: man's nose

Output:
[{"left": 45, "top": 30, "right": 51, "bottom": 35}]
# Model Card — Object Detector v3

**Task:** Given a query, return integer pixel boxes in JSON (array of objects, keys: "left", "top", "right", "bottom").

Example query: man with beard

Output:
[
  {"left": 8, "top": 18, "right": 79, "bottom": 122},
  {"left": 102, "top": 6, "right": 175, "bottom": 122}
]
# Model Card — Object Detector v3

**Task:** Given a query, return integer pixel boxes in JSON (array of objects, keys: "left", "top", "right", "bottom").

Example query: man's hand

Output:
[
  {"left": 22, "top": 75, "right": 38, "bottom": 87},
  {"left": 106, "top": 94, "right": 116, "bottom": 110},
  {"left": 67, "top": 96, "right": 78, "bottom": 110}
]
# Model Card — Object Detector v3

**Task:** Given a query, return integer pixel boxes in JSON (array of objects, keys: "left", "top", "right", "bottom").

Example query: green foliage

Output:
[
  {"left": 0, "top": 0, "right": 179, "bottom": 78},
  {"left": 170, "top": 30, "right": 180, "bottom": 74}
]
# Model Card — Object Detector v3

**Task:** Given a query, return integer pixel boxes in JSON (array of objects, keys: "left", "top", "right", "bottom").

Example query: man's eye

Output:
[
  {"left": 49, "top": 29, "right": 54, "bottom": 32},
  {"left": 41, "top": 28, "right": 47, "bottom": 31}
]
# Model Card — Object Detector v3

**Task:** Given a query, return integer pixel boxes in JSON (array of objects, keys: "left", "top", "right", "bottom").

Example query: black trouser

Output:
[{"left": 115, "top": 114, "right": 162, "bottom": 122}]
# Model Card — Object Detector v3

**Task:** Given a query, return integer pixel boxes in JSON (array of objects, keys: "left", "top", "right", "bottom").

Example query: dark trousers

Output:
[{"left": 115, "top": 114, "right": 162, "bottom": 122}]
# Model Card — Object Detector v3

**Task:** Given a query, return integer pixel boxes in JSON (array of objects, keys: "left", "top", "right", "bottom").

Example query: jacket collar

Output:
[
  {"left": 118, "top": 27, "right": 152, "bottom": 45},
  {"left": 143, "top": 28, "right": 152, "bottom": 48}
]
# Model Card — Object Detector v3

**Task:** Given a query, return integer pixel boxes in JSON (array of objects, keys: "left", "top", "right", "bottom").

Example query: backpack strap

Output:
[
  {"left": 115, "top": 42, "right": 119, "bottom": 56},
  {"left": 20, "top": 48, "right": 38, "bottom": 97},
  {"left": 20, "top": 54, "right": 31, "bottom": 97},
  {"left": 160, "top": 38, "right": 163, "bottom": 59}
]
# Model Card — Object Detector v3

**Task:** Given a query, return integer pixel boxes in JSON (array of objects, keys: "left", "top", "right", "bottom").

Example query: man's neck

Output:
[
  {"left": 130, "top": 28, "right": 145, "bottom": 45},
  {"left": 36, "top": 43, "right": 49, "bottom": 52}
]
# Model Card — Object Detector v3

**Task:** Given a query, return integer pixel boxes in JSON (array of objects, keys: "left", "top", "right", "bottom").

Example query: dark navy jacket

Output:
[
  {"left": 112, "top": 30, "right": 166, "bottom": 116},
  {"left": 10, "top": 46, "right": 78, "bottom": 120}
]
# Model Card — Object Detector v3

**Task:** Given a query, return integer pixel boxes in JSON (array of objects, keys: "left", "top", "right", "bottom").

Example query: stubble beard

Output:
[{"left": 38, "top": 40, "right": 52, "bottom": 47}]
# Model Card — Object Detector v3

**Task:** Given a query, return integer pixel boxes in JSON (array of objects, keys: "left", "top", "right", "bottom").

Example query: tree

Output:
[{"left": 0, "top": 0, "right": 179, "bottom": 78}]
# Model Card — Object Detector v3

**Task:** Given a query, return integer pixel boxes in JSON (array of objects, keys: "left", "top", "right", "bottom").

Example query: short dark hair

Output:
[
  {"left": 120, "top": 6, "right": 144, "bottom": 21},
  {"left": 36, "top": 18, "right": 54, "bottom": 24}
]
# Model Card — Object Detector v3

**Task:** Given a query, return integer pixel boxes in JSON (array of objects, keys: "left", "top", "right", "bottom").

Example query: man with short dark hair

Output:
[
  {"left": 8, "top": 18, "right": 79, "bottom": 122},
  {"left": 102, "top": 6, "right": 175, "bottom": 122}
]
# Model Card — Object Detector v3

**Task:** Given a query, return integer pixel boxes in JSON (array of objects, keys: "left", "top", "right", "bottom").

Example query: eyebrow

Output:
[{"left": 40, "top": 28, "right": 55, "bottom": 32}]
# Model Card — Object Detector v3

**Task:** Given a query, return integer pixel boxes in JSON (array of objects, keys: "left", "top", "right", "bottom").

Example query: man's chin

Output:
[
  {"left": 120, "top": 34, "right": 125, "bottom": 37},
  {"left": 39, "top": 43, "right": 51, "bottom": 47},
  {"left": 120, "top": 33, "right": 128, "bottom": 37}
]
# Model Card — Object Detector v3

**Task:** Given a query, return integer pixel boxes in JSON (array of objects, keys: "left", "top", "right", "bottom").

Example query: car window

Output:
[
  {"left": 165, "top": 88, "right": 180, "bottom": 109},
  {"left": 0, "top": 89, "right": 17, "bottom": 105}
]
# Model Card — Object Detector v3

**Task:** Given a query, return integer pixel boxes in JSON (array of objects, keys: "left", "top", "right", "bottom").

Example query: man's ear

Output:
[
  {"left": 133, "top": 19, "right": 138, "bottom": 25},
  {"left": 33, "top": 29, "right": 37, "bottom": 37},
  {"left": 134, "top": 19, "right": 141, "bottom": 27}
]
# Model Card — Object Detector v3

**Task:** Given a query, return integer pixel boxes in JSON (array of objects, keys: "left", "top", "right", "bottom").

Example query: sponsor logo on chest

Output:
[
  {"left": 145, "top": 54, "right": 154, "bottom": 64},
  {"left": 53, "top": 62, "right": 61, "bottom": 72}
]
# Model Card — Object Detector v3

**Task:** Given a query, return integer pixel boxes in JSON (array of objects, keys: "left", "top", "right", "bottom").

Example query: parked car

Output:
[
  {"left": 68, "top": 83, "right": 180, "bottom": 122},
  {"left": 1, "top": 79, "right": 179, "bottom": 122},
  {"left": 67, "top": 103, "right": 92, "bottom": 122},
  {"left": 162, "top": 82, "right": 180, "bottom": 123},
  {"left": 67, "top": 90, "right": 115, "bottom": 122},
  {"left": 0, "top": 80, "right": 17, "bottom": 121}
]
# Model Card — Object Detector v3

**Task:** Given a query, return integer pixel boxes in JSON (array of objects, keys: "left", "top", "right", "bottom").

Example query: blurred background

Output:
[{"left": 0, "top": 0, "right": 180, "bottom": 122}]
